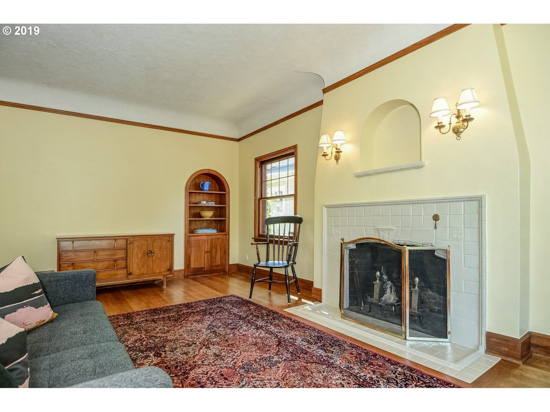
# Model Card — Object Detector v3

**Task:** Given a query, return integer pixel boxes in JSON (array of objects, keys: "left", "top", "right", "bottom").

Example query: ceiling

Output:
[{"left": 0, "top": 24, "right": 451, "bottom": 138}]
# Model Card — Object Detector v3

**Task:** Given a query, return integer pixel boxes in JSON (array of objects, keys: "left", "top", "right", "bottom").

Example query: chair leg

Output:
[
  {"left": 249, "top": 266, "right": 257, "bottom": 299},
  {"left": 268, "top": 268, "right": 273, "bottom": 291},
  {"left": 291, "top": 265, "right": 300, "bottom": 294},
  {"left": 285, "top": 267, "right": 291, "bottom": 304}
]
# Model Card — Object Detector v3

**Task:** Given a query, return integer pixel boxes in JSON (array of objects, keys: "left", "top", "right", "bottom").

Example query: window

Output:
[{"left": 254, "top": 145, "right": 297, "bottom": 238}]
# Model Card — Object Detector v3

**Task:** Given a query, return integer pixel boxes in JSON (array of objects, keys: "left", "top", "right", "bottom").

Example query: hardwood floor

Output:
[
  {"left": 97, "top": 271, "right": 314, "bottom": 317},
  {"left": 96, "top": 271, "right": 550, "bottom": 388}
]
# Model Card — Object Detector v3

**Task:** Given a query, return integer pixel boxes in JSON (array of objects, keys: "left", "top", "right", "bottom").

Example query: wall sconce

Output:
[
  {"left": 430, "top": 88, "right": 480, "bottom": 140},
  {"left": 319, "top": 130, "right": 346, "bottom": 164}
]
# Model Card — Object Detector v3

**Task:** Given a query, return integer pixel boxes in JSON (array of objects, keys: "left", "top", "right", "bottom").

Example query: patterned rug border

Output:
[{"left": 109, "top": 294, "right": 462, "bottom": 388}]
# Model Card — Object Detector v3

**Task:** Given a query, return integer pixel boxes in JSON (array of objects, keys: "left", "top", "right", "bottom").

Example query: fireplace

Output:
[{"left": 340, "top": 237, "right": 450, "bottom": 341}]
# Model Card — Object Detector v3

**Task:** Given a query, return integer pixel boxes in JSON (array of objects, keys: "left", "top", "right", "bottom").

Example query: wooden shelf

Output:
[
  {"left": 188, "top": 190, "right": 227, "bottom": 194},
  {"left": 188, "top": 232, "right": 227, "bottom": 236},
  {"left": 189, "top": 218, "right": 226, "bottom": 221},
  {"left": 189, "top": 204, "right": 226, "bottom": 207}
]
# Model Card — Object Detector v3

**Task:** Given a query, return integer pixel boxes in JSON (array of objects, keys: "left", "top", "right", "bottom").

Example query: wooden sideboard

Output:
[{"left": 57, "top": 234, "right": 174, "bottom": 287}]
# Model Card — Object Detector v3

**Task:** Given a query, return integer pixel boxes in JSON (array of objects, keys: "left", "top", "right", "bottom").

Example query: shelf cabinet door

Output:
[
  {"left": 187, "top": 236, "right": 208, "bottom": 272},
  {"left": 151, "top": 236, "right": 172, "bottom": 275},
  {"left": 128, "top": 235, "right": 174, "bottom": 278},
  {"left": 128, "top": 237, "right": 150, "bottom": 277},
  {"left": 208, "top": 235, "right": 227, "bottom": 272},
  {"left": 185, "top": 235, "right": 227, "bottom": 276}
]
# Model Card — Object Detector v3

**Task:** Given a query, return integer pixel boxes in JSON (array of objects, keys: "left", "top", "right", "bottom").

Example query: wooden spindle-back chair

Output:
[{"left": 249, "top": 215, "right": 303, "bottom": 304}]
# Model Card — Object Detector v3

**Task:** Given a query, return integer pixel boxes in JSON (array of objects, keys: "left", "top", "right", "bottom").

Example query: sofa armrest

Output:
[
  {"left": 37, "top": 270, "right": 96, "bottom": 307},
  {"left": 69, "top": 367, "right": 173, "bottom": 388}
]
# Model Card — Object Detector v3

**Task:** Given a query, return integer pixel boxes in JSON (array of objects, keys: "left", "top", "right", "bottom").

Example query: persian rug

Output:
[{"left": 109, "top": 295, "right": 459, "bottom": 388}]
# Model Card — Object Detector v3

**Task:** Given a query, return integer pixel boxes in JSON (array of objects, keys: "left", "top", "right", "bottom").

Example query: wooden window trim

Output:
[{"left": 254, "top": 145, "right": 298, "bottom": 240}]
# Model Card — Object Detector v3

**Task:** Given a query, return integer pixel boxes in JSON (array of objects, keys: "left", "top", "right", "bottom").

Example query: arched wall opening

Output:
[{"left": 360, "top": 99, "right": 421, "bottom": 171}]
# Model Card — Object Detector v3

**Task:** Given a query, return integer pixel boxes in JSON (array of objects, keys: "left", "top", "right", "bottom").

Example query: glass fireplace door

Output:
[
  {"left": 406, "top": 247, "right": 450, "bottom": 341},
  {"left": 341, "top": 238, "right": 450, "bottom": 342},
  {"left": 341, "top": 239, "right": 406, "bottom": 338}
]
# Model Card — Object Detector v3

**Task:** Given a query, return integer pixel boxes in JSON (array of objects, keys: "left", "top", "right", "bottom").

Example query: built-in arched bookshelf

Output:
[{"left": 184, "top": 169, "right": 229, "bottom": 277}]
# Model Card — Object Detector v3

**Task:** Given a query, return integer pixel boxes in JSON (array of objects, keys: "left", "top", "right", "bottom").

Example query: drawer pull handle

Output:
[{"left": 147, "top": 250, "right": 155, "bottom": 257}]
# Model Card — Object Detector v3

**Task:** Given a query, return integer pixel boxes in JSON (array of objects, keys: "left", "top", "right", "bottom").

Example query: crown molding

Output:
[
  {"left": 0, "top": 100, "right": 238, "bottom": 142},
  {"left": 323, "top": 24, "right": 470, "bottom": 94}
]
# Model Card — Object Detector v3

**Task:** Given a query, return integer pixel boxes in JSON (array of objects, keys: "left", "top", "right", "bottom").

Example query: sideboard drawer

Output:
[
  {"left": 72, "top": 239, "right": 116, "bottom": 250},
  {"left": 59, "top": 250, "right": 95, "bottom": 262},
  {"left": 95, "top": 249, "right": 127, "bottom": 260}
]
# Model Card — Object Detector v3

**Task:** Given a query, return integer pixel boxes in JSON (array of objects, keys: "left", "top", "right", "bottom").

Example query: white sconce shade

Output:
[
  {"left": 430, "top": 97, "right": 451, "bottom": 118},
  {"left": 332, "top": 130, "right": 346, "bottom": 145},
  {"left": 457, "top": 88, "right": 480, "bottom": 110},
  {"left": 319, "top": 134, "right": 332, "bottom": 147}
]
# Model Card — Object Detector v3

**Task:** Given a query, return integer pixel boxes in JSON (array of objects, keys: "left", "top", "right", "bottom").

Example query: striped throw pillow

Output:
[
  {"left": 0, "top": 317, "right": 29, "bottom": 388},
  {"left": 0, "top": 256, "right": 57, "bottom": 330}
]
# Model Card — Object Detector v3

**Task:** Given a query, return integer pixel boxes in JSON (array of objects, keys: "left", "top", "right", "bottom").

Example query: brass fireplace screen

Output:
[{"left": 340, "top": 238, "right": 450, "bottom": 341}]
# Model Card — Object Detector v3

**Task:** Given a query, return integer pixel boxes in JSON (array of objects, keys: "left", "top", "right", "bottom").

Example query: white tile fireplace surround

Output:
[{"left": 286, "top": 195, "right": 500, "bottom": 384}]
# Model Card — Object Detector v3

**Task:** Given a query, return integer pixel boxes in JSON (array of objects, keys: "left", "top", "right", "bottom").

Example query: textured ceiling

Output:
[{"left": 0, "top": 24, "right": 450, "bottom": 137}]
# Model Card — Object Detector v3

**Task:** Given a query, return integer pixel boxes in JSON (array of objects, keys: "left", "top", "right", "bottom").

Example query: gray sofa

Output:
[{"left": 27, "top": 269, "right": 173, "bottom": 388}]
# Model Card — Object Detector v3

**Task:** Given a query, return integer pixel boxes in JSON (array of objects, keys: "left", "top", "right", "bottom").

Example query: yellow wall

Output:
[
  {"left": 237, "top": 106, "right": 322, "bottom": 281},
  {"left": 314, "top": 24, "right": 526, "bottom": 338},
  {"left": 502, "top": 24, "right": 550, "bottom": 335},
  {"left": 0, "top": 106, "right": 239, "bottom": 271}
]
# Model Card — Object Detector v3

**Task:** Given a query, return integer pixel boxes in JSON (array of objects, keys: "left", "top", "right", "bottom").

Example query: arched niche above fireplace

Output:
[{"left": 357, "top": 99, "right": 424, "bottom": 177}]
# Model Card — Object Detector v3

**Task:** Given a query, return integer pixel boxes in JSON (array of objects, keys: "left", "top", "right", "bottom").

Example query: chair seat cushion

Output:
[
  {"left": 255, "top": 260, "right": 292, "bottom": 268},
  {"left": 27, "top": 301, "right": 119, "bottom": 359},
  {"left": 29, "top": 342, "right": 134, "bottom": 388}
]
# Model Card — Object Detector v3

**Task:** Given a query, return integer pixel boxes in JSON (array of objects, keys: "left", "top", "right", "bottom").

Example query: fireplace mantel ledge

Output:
[{"left": 354, "top": 161, "right": 426, "bottom": 178}]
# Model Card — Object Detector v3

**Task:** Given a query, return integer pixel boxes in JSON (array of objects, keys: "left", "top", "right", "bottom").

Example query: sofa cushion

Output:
[
  {"left": 29, "top": 342, "right": 134, "bottom": 388},
  {"left": 27, "top": 301, "right": 119, "bottom": 359},
  {"left": 0, "top": 256, "right": 57, "bottom": 330},
  {"left": 36, "top": 270, "right": 96, "bottom": 307},
  {"left": 53, "top": 299, "right": 107, "bottom": 318},
  {"left": 0, "top": 317, "right": 29, "bottom": 387}
]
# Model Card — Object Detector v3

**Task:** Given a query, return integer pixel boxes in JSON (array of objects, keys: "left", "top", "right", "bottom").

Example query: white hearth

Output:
[
  {"left": 285, "top": 303, "right": 499, "bottom": 384},
  {"left": 286, "top": 195, "right": 499, "bottom": 383}
]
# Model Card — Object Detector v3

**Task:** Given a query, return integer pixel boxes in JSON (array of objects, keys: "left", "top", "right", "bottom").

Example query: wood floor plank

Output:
[{"left": 96, "top": 271, "right": 550, "bottom": 388}]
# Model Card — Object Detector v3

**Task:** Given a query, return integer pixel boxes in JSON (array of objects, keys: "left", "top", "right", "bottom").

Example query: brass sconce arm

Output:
[
  {"left": 434, "top": 111, "right": 475, "bottom": 140},
  {"left": 321, "top": 145, "right": 343, "bottom": 164}
]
